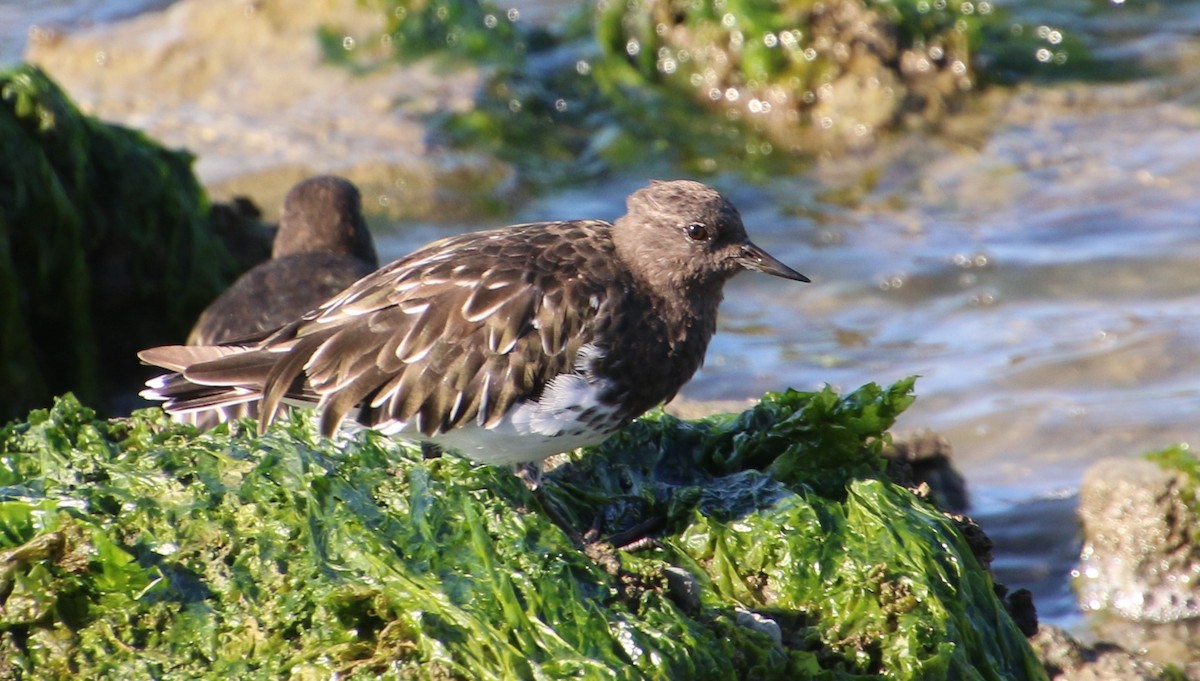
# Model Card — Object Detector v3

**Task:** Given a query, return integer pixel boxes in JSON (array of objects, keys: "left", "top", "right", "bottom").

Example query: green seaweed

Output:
[
  {"left": 0, "top": 64, "right": 232, "bottom": 421},
  {"left": 363, "top": 0, "right": 1100, "bottom": 185},
  {"left": 1146, "top": 444, "right": 1200, "bottom": 542},
  {"left": 0, "top": 382, "right": 1045, "bottom": 679},
  {"left": 377, "top": 0, "right": 528, "bottom": 65},
  {"left": 1147, "top": 444, "right": 1200, "bottom": 485}
]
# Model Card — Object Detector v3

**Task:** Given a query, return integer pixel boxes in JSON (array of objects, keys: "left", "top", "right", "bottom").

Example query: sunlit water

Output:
[
  {"left": 11, "top": 0, "right": 1200, "bottom": 636},
  {"left": 0, "top": 0, "right": 172, "bottom": 64}
]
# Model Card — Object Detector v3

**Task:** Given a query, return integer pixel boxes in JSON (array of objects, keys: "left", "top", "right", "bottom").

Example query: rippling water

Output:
[
  {"left": 720, "top": 82, "right": 1200, "bottom": 626},
  {"left": 0, "top": 0, "right": 172, "bottom": 64},
  {"left": 12, "top": 0, "right": 1200, "bottom": 635}
]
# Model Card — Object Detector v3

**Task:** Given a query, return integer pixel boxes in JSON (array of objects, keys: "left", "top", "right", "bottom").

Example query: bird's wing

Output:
[{"left": 144, "top": 220, "right": 623, "bottom": 438}]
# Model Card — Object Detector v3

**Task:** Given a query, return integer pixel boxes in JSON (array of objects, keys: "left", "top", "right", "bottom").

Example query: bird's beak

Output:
[{"left": 738, "top": 241, "right": 810, "bottom": 282}]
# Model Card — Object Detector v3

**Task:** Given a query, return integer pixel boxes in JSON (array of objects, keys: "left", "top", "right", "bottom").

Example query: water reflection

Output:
[{"left": 0, "top": 0, "right": 175, "bottom": 64}]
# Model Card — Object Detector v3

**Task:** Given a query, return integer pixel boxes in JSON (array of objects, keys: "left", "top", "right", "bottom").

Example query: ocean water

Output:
[{"left": 0, "top": 0, "right": 172, "bottom": 64}]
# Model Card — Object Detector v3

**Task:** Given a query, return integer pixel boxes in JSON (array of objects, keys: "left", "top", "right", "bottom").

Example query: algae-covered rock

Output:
[
  {"left": 0, "top": 382, "right": 1045, "bottom": 679},
  {"left": 593, "top": 0, "right": 1072, "bottom": 153},
  {"left": 379, "top": 0, "right": 1087, "bottom": 183},
  {"left": 0, "top": 64, "right": 232, "bottom": 420},
  {"left": 1076, "top": 451, "right": 1200, "bottom": 624}
]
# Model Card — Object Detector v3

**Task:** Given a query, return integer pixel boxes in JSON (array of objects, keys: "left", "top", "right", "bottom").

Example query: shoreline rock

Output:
[
  {"left": 1077, "top": 456, "right": 1200, "bottom": 624},
  {"left": 0, "top": 385, "right": 1051, "bottom": 679},
  {"left": 24, "top": 0, "right": 517, "bottom": 222},
  {"left": 1071, "top": 451, "right": 1200, "bottom": 677},
  {"left": 1030, "top": 624, "right": 1177, "bottom": 681}
]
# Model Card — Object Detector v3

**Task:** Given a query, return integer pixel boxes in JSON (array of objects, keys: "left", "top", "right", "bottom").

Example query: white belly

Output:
[
  {"left": 373, "top": 363, "right": 624, "bottom": 465},
  {"left": 421, "top": 419, "right": 612, "bottom": 466}
]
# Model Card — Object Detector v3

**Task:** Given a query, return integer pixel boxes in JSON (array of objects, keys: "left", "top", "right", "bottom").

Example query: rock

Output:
[
  {"left": 1029, "top": 624, "right": 1169, "bottom": 681},
  {"left": 884, "top": 429, "right": 970, "bottom": 513},
  {"left": 734, "top": 607, "right": 783, "bottom": 648},
  {"left": 663, "top": 565, "right": 702, "bottom": 614},
  {"left": 1076, "top": 457, "right": 1200, "bottom": 623},
  {"left": 1089, "top": 616, "right": 1200, "bottom": 679},
  {"left": 0, "top": 64, "right": 232, "bottom": 420},
  {"left": 996, "top": 584, "right": 1039, "bottom": 637},
  {"left": 24, "top": 0, "right": 516, "bottom": 221}
]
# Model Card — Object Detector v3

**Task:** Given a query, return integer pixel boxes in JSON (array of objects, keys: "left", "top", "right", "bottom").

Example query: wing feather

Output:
[
  {"left": 318, "top": 365, "right": 388, "bottom": 437},
  {"left": 259, "top": 332, "right": 331, "bottom": 430},
  {"left": 138, "top": 345, "right": 255, "bottom": 375}
]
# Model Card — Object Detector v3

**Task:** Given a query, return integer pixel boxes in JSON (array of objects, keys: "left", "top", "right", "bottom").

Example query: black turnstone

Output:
[
  {"left": 189, "top": 175, "right": 379, "bottom": 345},
  {"left": 139, "top": 180, "right": 807, "bottom": 465}
]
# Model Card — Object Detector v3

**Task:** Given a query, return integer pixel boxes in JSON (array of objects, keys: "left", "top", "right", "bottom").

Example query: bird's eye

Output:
[{"left": 685, "top": 222, "right": 711, "bottom": 242}]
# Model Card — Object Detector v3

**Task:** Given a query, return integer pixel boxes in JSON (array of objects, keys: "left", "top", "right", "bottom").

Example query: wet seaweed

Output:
[
  {"left": 0, "top": 65, "right": 234, "bottom": 420},
  {"left": 0, "top": 382, "right": 1045, "bottom": 679}
]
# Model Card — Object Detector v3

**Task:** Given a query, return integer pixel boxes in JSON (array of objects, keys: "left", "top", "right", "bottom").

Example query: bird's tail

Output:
[{"left": 139, "top": 345, "right": 282, "bottom": 430}]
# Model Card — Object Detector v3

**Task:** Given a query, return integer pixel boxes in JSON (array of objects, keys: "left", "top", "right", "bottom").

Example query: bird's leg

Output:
[
  {"left": 419, "top": 441, "right": 444, "bottom": 459},
  {"left": 604, "top": 515, "right": 665, "bottom": 552},
  {"left": 514, "top": 462, "right": 588, "bottom": 545}
]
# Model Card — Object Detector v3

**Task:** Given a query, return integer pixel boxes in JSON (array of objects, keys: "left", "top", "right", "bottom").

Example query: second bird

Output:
[{"left": 189, "top": 175, "right": 379, "bottom": 345}]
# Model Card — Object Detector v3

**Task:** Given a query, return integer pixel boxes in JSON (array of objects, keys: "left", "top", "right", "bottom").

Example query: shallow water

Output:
[
  {"left": 0, "top": 0, "right": 172, "bottom": 64},
  {"left": 11, "top": 0, "right": 1200, "bottom": 636}
]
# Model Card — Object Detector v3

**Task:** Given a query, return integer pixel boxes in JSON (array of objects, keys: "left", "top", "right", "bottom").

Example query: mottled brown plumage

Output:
[{"left": 140, "top": 180, "right": 807, "bottom": 464}]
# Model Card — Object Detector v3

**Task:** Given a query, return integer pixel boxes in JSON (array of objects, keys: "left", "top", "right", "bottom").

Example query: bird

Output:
[
  {"left": 189, "top": 175, "right": 379, "bottom": 346},
  {"left": 139, "top": 180, "right": 808, "bottom": 465}
]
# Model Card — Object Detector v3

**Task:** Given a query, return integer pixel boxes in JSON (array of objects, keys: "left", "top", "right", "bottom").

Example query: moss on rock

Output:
[
  {"left": 593, "top": 0, "right": 1080, "bottom": 154},
  {"left": 0, "top": 64, "right": 232, "bottom": 420},
  {"left": 0, "top": 381, "right": 1045, "bottom": 679},
  {"left": 373, "top": 0, "right": 1087, "bottom": 183}
]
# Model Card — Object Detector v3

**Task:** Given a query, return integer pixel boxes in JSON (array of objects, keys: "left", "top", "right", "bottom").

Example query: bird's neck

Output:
[{"left": 642, "top": 278, "right": 724, "bottom": 352}]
